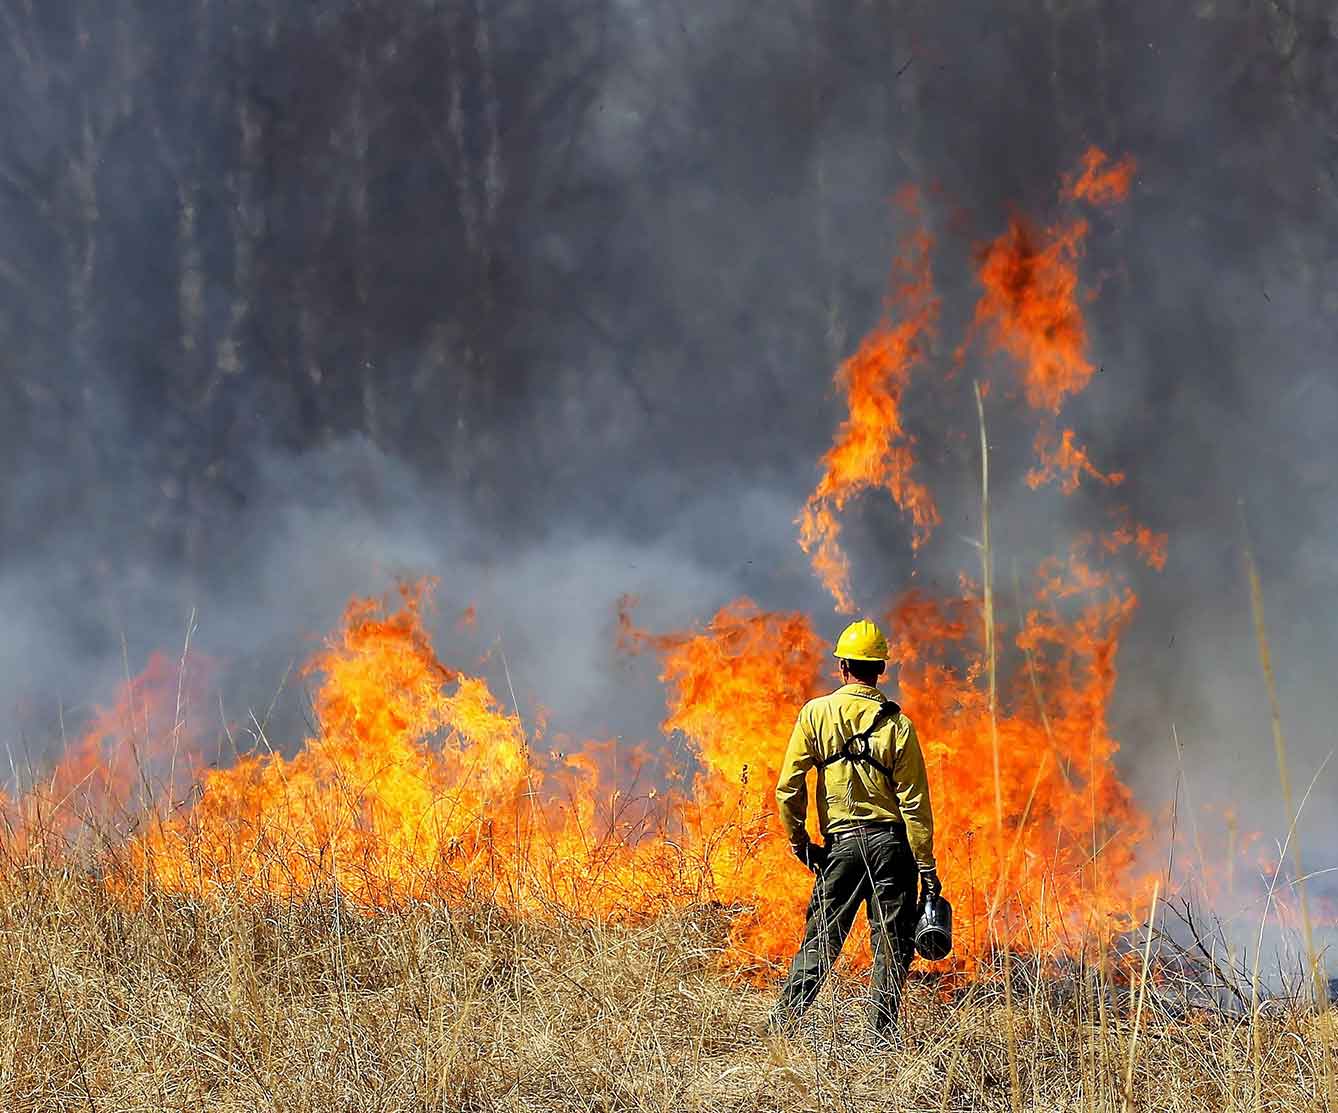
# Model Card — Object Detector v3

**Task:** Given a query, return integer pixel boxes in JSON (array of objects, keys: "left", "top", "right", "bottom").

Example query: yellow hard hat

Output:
[{"left": 832, "top": 619, "right": 889, "bottom": 662}]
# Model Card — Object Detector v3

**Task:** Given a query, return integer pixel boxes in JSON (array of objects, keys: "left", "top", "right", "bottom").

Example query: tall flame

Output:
[
  {"left": 892, "top": 567, "right": 1151, "bottom": 961},
  {"left": 637, "top": 601, "right": 826, "bottom": 962},
  {"left": 798, "top": 190, "right": 940, "bottom": 612},
  {"left": 970, "top": 148, "right": 1136, "bottom": 492},
  {"left": 119, "top": 586, "right": 598, "bottom": 905}
]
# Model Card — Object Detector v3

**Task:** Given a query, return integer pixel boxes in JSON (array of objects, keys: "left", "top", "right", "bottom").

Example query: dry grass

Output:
[{"left": 1, "top": 862, "right": 1333, "bottom": 1113}]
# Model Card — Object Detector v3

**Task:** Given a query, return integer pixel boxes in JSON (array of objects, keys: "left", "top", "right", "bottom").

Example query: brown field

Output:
[{"left": 3, "top": 862, "right": 1333, "bottom": 1113}]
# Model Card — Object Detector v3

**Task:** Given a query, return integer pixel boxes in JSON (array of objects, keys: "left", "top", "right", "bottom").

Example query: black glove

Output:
[
  {"left": 919, "top": 867, "right": 942, "bottom": 901},
  {"left": 796, "top": 840, "right": 829, "bottom": 873}
]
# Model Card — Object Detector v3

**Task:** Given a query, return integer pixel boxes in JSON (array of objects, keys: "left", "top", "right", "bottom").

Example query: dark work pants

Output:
[{"left": 771, "top": 824, "right": 919, "bottom": 1033}]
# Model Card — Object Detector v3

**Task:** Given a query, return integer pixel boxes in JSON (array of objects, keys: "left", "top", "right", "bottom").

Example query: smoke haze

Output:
[{"left": 2, "top": 2, "right": 1336, "bottom": 954}]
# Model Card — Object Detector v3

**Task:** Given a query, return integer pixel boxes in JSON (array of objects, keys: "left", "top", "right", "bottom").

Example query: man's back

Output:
[{"left": 776, "top": 681, "right": 936, "bottom": 874}]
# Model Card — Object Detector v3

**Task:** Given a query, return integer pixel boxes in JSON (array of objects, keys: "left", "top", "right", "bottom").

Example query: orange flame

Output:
[
  {"left": 641, "top": 601, "right": 826, "bottom": 962},
  {"left": 970, "top": 215, "right": 1094, "bottom": 415},
  {"left": 798, "top": 191, "right": 940, "bottom": 611},
  {"left": 7, "top": 652, "right": 212, "bottom": 852},
  {"left": 123, "top": 585, "right": 543, "bottom": 903},
  {"left": 623, "top": 572, "right": 1154, "bottom": 969},
  {"left": 1063, "top": 146, "right": 1136, "bottom": 207},
  {"left": 0, "top": 568, "right": 1149, "bottom": 976},
  {"left": 1028, "top": 427, "right": 1126, "bottom": 493},
  {"left": 1105, "top": 511, "right": 1169, "bottom": 572},
  {"left": 970, "top": 148, "right": 1136, "bottom": 491},
  {"left": 894, "top": 565, "right": 1154, "bottom": 961}
]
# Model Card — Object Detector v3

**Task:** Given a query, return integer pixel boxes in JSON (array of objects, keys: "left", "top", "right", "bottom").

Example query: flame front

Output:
[{"left": 34, "top": 568, "right": 1144, "bottom": 977}]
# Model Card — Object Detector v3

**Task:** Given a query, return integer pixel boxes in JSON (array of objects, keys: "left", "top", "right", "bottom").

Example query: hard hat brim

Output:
[{"left": 833, "top": 651, "right": 889, "bottom": 662}]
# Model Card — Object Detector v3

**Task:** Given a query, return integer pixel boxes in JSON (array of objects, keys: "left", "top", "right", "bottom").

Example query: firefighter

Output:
[{"left": 768, "top": 618, "right": 941, "bottom": 1037}]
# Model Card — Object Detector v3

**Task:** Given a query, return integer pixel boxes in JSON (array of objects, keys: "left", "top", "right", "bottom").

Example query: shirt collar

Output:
[{"left": 837, "top": 682, "right": 884, "bottom": 700}]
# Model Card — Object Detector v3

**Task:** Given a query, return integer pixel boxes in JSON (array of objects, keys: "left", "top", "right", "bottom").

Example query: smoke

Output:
[{"left": 2, "top": 1, "right": 1336, "bottom": 963}]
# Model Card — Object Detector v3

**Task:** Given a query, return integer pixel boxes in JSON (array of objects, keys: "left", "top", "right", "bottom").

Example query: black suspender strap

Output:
[{"left": 815, "top": 698, "right": 901, "bottom": 783}]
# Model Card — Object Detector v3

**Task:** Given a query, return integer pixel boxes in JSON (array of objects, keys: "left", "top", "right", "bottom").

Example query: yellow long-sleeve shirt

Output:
[{"left": 775, "top": 682, "right": 936, "bottom": 872}]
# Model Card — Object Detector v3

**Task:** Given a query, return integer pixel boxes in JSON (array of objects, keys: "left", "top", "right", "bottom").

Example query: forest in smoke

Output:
[{"left": 1, "top": 2, "right": 1337, "bottom": 930}]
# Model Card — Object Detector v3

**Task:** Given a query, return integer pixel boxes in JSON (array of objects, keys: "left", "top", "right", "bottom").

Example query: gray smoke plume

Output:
[{"left": 1, "top": 1, "right": 1335, "bottom": 971}]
